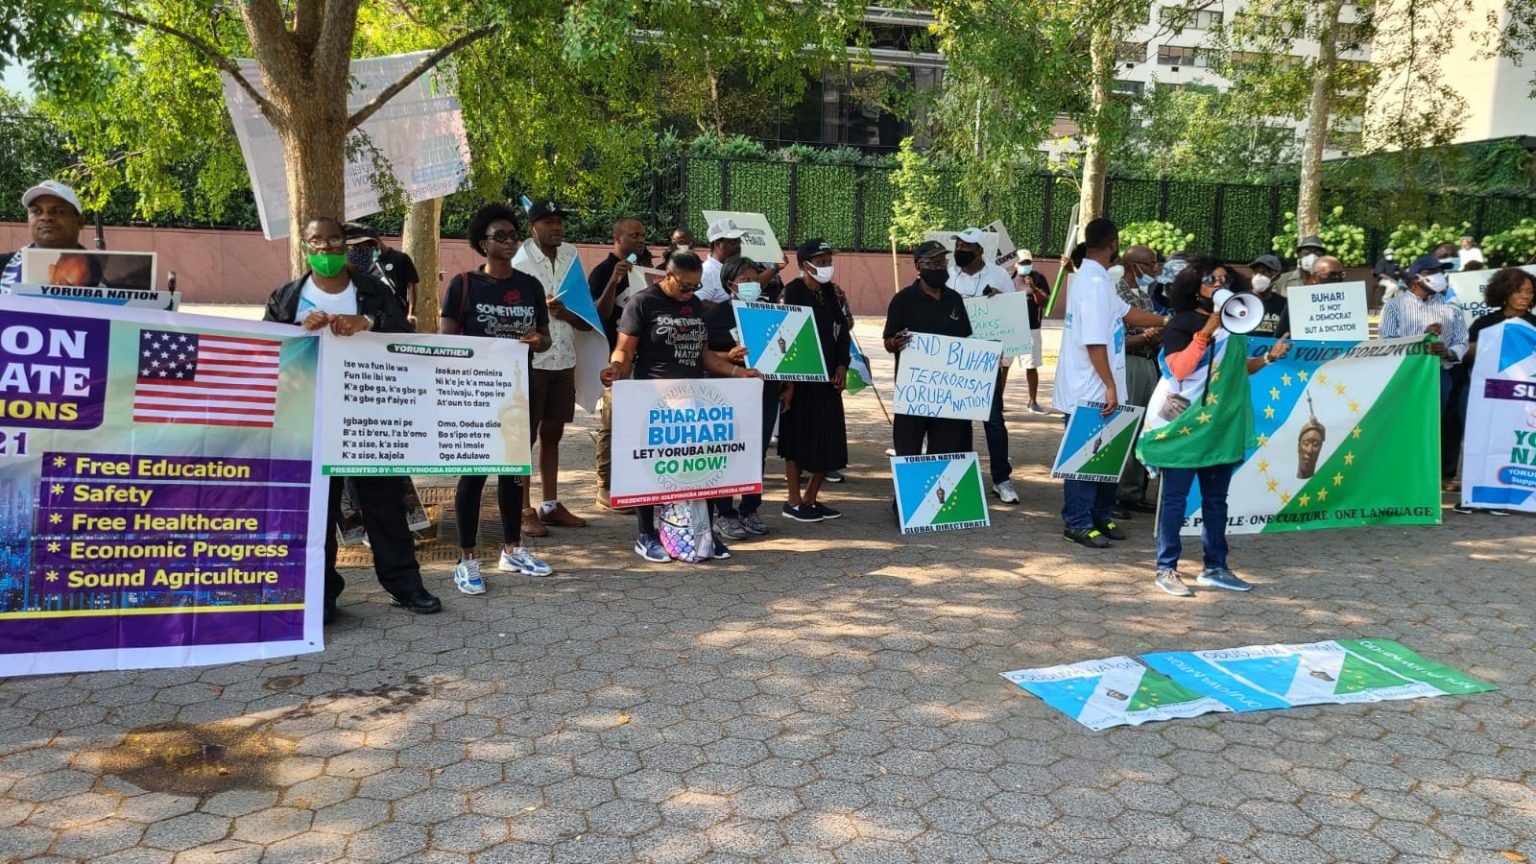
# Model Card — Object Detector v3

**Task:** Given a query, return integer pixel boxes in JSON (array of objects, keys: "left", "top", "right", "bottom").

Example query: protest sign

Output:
[
  {"left": 701, "top": 210, "right": 784, "bottom": 263},
  {"left": 221, "top": 53, "right": 469, "bottom": 239},
  {"left": 21, "top": 249, "right": 157, "bottom": 293},
  {"left": 1178, "top": 336, "right": 1441, "bottom": 535},
  {"left": 1001, "top": 657, "right": 1230, "bottom": 731},
  {"left": 732, "top": 301, "right": 828, "bottom": 381},
  {"left": 1288, "top": 281, "right": 1369, "bottom": 341},
  {"left": 923, "top": 230, "right": 999, "bottom": 264},
  {"left": 963, "top": 292, "right": 1034, "bottom": 357},
  {"left": 317, "top": 330, "right": 531, "bottom": 476},
  {"left": 1449, "top": 265, "right": 1536, "bottom": 325},
  {"left": 985, "top": 220, "right": 1018, "bottom": 268},
  {"left": 1460, "top": 317, "right": 1536, "bottom": 512},
  {"left": 0, "top": 296, "right": 324, "bottom": 677},
  {"left": 11, "top": 283, "right": 179, "bottom": 311},
  {"left": 610, "top": 378, "right": 764, "bottom": 508},
  {"left": 1051, "top": 402, "right": 1145, "bottom": 482},
  {"left": 891, "top": 452, "right": 989, "bottom": 534},
  {"left": 892, "top": 334, "right": 1002, "bottom": 421}
]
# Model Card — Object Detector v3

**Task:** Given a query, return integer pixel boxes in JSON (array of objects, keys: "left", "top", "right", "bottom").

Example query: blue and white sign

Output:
[
  {"left": 1001, "top": 656, "right": 1230, "bottom": 731},
  {"left": 891, "top": 452, "right": 989, "bottom": 534}
]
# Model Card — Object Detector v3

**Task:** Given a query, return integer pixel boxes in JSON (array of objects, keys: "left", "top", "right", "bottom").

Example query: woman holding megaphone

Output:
[{"left": 1137, "top": 257, "right": 1291, "bottom": 598}]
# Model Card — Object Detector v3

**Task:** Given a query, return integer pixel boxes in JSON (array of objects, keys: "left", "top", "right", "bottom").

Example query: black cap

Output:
[
  {"left": 527, "top": 199, "right": 568, "bottom": 222},
  {"left": 1297, "top": 234, "right": 1326, "bottom": 252},
  {"left": 796, "top": 238, "right": 835, "bottom": 262},
  {"left": 912, "top": 240, "right": 947, "bottom": 265},
  {"left": 343, "top": 222, "right": 380, "bottom": 244}
]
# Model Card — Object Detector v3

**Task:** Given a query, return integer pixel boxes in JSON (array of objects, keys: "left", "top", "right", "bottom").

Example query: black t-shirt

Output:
[
  {"left": 1249, "top": 292, "right": 1291, "bottom": 339},
  {"left": 588, "top": 253, "right": 626, "bottom": 349},
  {"left": 1470, "top": 310, "right": 1536, "bottom": 343},
  {"left": 619, "top": 285, "right": 710, "bottom": 381},
  {"left": 1162, "top": 309, "right": 1209, "bottom": 356},
  {"left": 441, "top": 269, "right": 549, "bottom": 340},
  {"left": 704, "top": 299, "right": 739, "bottom": 353},
  {"left": 1019, "top": 270, "right": 1048, "bottom": 329},
  {"left": 883, "top": 280, "right": 973, "bottom": 341},
  {"left": 378, "top": 248, "right": 420, "bottom": 310}
]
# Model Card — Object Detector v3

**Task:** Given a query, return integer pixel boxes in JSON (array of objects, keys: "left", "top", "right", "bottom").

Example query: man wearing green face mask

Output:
[{"left": 263, "top": 216, "right": 441, "bottom": 623}]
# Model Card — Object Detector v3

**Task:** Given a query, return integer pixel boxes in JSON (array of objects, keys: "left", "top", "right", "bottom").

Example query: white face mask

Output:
[
  {"left": 1106, "top": 265, "right": 1125, "bottom": 285},
  {"left": 1252, "top": 274, "right": 1272, "bottom": 293},
  {"left": 735, "top": 281, "right": 762, "bottom": 303},
  {"left": 1018, "top": 264, "right": 1033, "bottom": 276},
  {"left": 807, "top": 263, "right": 834, "bottom": 283},
  {"left": 1299, "top": 253, "right": 1319, "bottom": 273},
  {"left": 1426, "top": 273, "right": 1449, "bottom": 294}
]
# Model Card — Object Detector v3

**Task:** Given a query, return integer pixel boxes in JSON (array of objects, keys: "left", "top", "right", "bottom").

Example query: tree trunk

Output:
[
  {"left": 403, "top": 197, "right": 443, "bottom": 332},
  {"left": 1297, "top": 0, "right": 1344, "bottom": 237},
  {"left": 1076, "top": 28, "right": 1115, "bottom": 225},
  {"left": 275, "top": 112, "right": 349, "bottom": 275}
]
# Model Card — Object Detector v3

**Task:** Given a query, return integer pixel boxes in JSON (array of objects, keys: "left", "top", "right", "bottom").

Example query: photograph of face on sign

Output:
[{"left": 21, "top": 249, "right": 158, "bottom": 292}]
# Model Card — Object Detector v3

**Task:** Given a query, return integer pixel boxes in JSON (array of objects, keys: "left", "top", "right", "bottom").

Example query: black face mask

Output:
[
  {"left": 920, "top": 268, "right": 949, "bottom": 289},
  {"left": 953, "top": 250, "right": 977, "bottom": 268}
]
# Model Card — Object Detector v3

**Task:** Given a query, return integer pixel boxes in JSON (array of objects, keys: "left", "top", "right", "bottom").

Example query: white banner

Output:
[
  {"left": 1288, "top": 281, "right": 1369, "bottom": 341},
  {"left": 221, "top": 53, "right": 470, "bottom": 239},
  {"left": 317, "top": 331, "right": 531, "bottom": 476},
  {"left": 11, "top": 283, "right": 179, "bottom": 311},
  {"left": 963, "top": 292, "right": 1034, "bottom": 357},
  {"left": 1449, "top": 266, "right": 1536, "bottom": 325},
  {"left": 701, "top": 210, "right": 784, "bottom": 263},
  {"left": 610, "top": 378, "right": 764, "bottom": 508},
  {"left": 1460, "top": 317, "right": 1536, "bottom": 512},
  {"left": 892, "top": 334, "right": 1002, "bottom": 421}
]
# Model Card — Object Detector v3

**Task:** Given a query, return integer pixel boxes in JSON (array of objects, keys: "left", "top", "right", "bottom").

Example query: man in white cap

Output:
[
  {"left": 2, "top": 180, "right": 86, "bottom": 293},
  {"left": 947, "top": 227, "right": 1022, "bottom": 504},
  {"left": 697, "top": 219, "right": 746, "bottom": 303}
]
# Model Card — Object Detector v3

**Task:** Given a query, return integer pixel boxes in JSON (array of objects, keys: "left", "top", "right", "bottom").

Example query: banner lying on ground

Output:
[
  {"left": 964, "top": 292, "right": 1033, "bottom": 357},
  {"left": 317, "top": 330, "right": 532, "bottom": 476},
  {"left": 1460, "top": 317, "right": 1536, "bottom": 512},
  {"left": 1179, "top": 336, "right": 1441, "bottom": 535},
  {"left": 0, "top": 296, "right": 324, "bottom": 676},
  {"left": 891, "top": 452, "right": 989, "bottom": 534},
  {"left": 1052, "top": 402, "right": 1144, "bottom": 482},
  {"left": 610, "top": 378, "right": 764, "bottom": 508},
  {"left": 732, "top": 301, "right": 828, "bottom": 381},
  {"left": 1006, "top": 639, "right": 1494, "bottom": 730},
  {"left": 892, "top": 334, "right": 1002, "bottom": 421}
]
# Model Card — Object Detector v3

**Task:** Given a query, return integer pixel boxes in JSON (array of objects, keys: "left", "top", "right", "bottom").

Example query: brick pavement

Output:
[{"left": 1, "top": 322, "right": 1532, "bottom": 864}]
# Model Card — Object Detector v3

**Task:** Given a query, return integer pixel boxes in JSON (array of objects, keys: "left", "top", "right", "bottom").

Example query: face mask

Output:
[
  {"left": 953, "top": 250, "right": 977, "bottom": 268},
  {"left": 1426, "top": 273, "right": 1449, "bottom": 294},
  {"left": 920, "top": 268, "right": 949, "bottom": 289},
  {"left": 346, "top": 247, "right": 377, "bottom": 272},
  {"left": 735, "top": 281, "right": 762, "bottom": 303},
  {"left": 1252, "top": 274, "right": 1272, "bottom": 293},
  {"left": 1018, "top": 264, "right": 1033, "bottom": 276},
  {"left": 1136, "top": 273, "right": 1154, "bottom": 291},
  {"left": 808, "top": 263, "right": 834, "bottom": 283},
  {"left": 1107, "top": 265, "right": 1125, "bottom": 285},
  {"left": 308, "top": 252, "right": 348, "bottom": 278},
  {"left": 1299, "top": 253, "right": 1319, "bottom": 273}
]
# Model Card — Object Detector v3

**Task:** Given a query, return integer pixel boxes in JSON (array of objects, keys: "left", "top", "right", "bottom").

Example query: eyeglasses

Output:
[
  {"left": 305, "top": 236, "right": 346, "bottom": 250},
  {"left": 1318, "top": 272, "right": 1345, "bottom": 283},
  {"left": 485, "top": 230, "right": 519, "bottom": 244}
]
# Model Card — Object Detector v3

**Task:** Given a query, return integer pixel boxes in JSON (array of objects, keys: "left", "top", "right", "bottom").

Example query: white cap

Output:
[
  {"left": 707, "top": 219, "right": 747, "bottom": 242},
  {"left": 954, "top": 227, "right": 986, "bottom": 245},
  {"left": 21, "top": 180, "right": 82, "bottom": 214},
  {"left": 1017, "top": 249, "right": 1034, "bottom": 262}
]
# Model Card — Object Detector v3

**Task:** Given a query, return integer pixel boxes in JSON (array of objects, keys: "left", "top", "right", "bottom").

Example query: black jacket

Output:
[{"left": 263, "top": 270, "right": 412, "bottom": 333}]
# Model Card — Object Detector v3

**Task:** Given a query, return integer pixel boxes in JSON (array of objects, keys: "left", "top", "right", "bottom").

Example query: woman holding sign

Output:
[
  {"left": 777, "top": 240, "right": 851, "bottom": 523},
  {"left": 1137, "top": 257, "right": 1290, "bottom": 598}
]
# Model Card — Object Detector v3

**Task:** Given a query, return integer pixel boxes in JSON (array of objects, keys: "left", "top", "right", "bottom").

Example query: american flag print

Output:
[{"left": 132, "top": 329, "right": 283, "bottom": 428}]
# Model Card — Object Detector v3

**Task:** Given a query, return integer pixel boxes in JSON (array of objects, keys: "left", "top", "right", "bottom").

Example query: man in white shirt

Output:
[
  {"left": 1055, "top": 218, "right": 1168, "bottom": 548},
  {"left": 1458, "top": 235, "right": 1484, "bottom": 268},
  {"left": 948, "top": 227, "right": 1022, "bottom": 503},
  {"left": 697, "top": 220, "right": 745, "bottom": 303},
  {"left": 512, "top": 200, "right": 591, "bottom": 537}
]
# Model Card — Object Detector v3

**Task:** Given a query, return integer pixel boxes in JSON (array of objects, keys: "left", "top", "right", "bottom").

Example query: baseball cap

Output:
[
  {"left": 526, "top": 199, "right": 568, "bottom": 222},
  {"left": 954, "top": 227, "right": 986, "bottom": 245},
  {"left": 796, "top": 239, "right": 835, "bottom": 262},
  {"left": 706, "top": 219, "right": 747, "bottom": 242},
  {"left": 1407, "top": 254, "right": 1454, "bottom": 277},
  {"left": 1297, "top": 234, "right": 1326, "bottom": 252},
  {"left": 21, "top": 180, "right": 82, "bottom": 214},
  {"left": 1017, "top": 249, "right": 1034, "bottom": 263},
  {"left": 913, "top": 240, "right": 947, "bottom": 264},
  {"left": 1248, "top": 254, "right": 1283, "bottom": 272},
  {"left": 343, "top": 222, "right": 381, "bottom": 245}
]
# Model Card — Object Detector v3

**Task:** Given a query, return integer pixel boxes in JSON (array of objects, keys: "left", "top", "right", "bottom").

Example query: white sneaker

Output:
[
  {"left": 499, "top": 546, "right": 553, "bottom": 577},
  {"left": 453, "top": 559, "right": 486, "bottom": 595},
  {"left": 993, "top": 479, "right": 1020, "bottom": 504}
]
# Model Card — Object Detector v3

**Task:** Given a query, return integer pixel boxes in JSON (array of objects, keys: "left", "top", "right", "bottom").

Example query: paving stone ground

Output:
[{"left": 2, "top": 321, "right": 1532, "bottom": 864}]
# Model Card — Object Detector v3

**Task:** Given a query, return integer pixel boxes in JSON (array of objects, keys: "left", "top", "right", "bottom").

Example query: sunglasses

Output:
[
  {"left": 485, "top": 230, "right": 519, "bottom": 244},
  {"left": 1318, "top": 272, "right": 1345, "bottom": 283},
  {"left": 1201, "top": 273, "right": 1230, "bottom": 286}
]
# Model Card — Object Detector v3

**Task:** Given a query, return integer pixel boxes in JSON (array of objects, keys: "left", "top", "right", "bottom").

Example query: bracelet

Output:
[
  {"left": 1263, "top": 353, "right": 1275, "bottom": 365},
  {"left": 363, "top": 314, "right": 376, "bottom": 331}
]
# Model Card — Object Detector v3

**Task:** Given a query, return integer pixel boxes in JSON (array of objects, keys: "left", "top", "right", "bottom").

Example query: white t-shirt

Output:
[
  {"left": 1459, "top": 246, "right": 1484, "bottom": 266},
  {"left": 1053, "top": 258, "right": 1130, "bottom": 414},
  {"left": 697, "top": 255, "right": 729, "bottom": 303},
  {"left": 297, "top": 277, "right": 359, "bottom": 317},
  {"left": 950, "top": 262, "right": 1017, "bottom": 366},
  {"left": 512, "top": 241, "right": 579, "bottom": 371}
]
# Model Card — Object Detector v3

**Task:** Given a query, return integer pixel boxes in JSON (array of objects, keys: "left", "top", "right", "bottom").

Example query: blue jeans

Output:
[
  {"left": 1156, "top": 463, "right": 1237, "bottom": 571},
  {"left": 982, "top": 371, "right": 1012, "bottom": 484},
  {"left": 1060, "top": 414, "right": 1118, "bottom": 529}
]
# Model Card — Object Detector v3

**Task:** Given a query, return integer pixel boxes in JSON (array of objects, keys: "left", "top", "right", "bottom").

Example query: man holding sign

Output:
[
  {"left": 698, "top": 220, "right": 746, "bottom": 303},
  {"left": 949, "top": 227, "right": 1022, "bottom": 504},
  {"left": 588, "top": 217, "right": 652, "bottom": 509},
  {"left": 884, "top": 241, "right": 975, "bottom": 457}
]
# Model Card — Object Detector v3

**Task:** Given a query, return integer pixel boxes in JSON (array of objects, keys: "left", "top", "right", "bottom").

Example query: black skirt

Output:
[{"left": 776, "top": 381, "right": 848, "bottom": 473}]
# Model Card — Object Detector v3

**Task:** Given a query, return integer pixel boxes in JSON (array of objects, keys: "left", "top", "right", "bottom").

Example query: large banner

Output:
[
  {"left": 1179, "top": 336, "right": 1441, "bottom": 535},
  {"left": 610, "top": 378, "right": 764, "bottom": 508},
  {"left": 1461, "top": 317, "right": 1536, "bottom": 511},
  {"left": 221, "top": 53, "right": 469, "bottom": 239},
  {"left": 891, "top": 452, "right": 989, "bottom": 534},
  {"left": 1000, "top": 657, "right": 1231, "bottom": 731},
  {"left": 732, "top": 301, "right": 829, "bottom": 381},
  {"left": 317, "top": 331, "right": 532, "bottom": 476},
  {"left": 892, "top": 334, "right": 1002, "bottom": 421},
  {"left": 0, "top": 297, "right": 324, "bottom": 676}
]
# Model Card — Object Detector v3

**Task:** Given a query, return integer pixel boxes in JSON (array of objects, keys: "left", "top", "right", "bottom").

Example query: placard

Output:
[
  {"left": 1288, "top": 281, "right": 1369, "bottom": 341},
  {"left": 0, "top": 296, "right": 324, "bottom": 677},
  {"left": 1448, "top": 265, "right": 1536, "bottom": 325},
  {"left": 963, "top": 291, "right": 1034, "bottom": 357},
  {"left": 892, "top": 333, "right": 1002, "bottom": 421},
  {"left": 1050, "top": 402, "right": 1145, "bottom": 482},
  {"left": 985, "top": 220, "right": 1018, "bottom": 268},
  {"left": 891, "top": 452, "right": 989, "bottom": 534},
  {"left": 317, "top": 331, "right": 531, "bottom": 476},
  {"left": 11, "top": 283, "right": 180, "bottom": 311},
  {"left": 1001, "top": 657, "right": 1230, "bottom": 731},
  {"left": 732, "top": 301, "right": 828, "bottom": 381},
  {"left": 701, "top": 210, "right": 784, "bottom": 263},
  {"left": 1460, "top": 317, "right": 1536, "bottom": 511},
  {"left": 610, "top": 377, "right": 764, "bottom": 508},
  {"left": 21, "top": 249, "right": 158, "bottom": 293}
]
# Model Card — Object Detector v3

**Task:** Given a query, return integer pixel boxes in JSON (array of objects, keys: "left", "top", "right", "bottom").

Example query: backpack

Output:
[{"left": 658, "top": 500, "right": 714, "bottom": 563}]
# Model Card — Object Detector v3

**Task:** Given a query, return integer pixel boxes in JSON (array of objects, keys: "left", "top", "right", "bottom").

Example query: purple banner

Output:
[
  {"left": 30, "top": 558, "right": 306, "bottom": 594},
  {"left": 0, "top": 611, "right": 304, "bottom": 657},
  {"left": 1483, "top": 379, "right": 1536, "bottom": 402},
  {"left": 0, "top": 311, "right": 110, "bottom": 430},
  {"left": 40, "top": 451, "right": 312, "bottom": 483},
  {"left": 34, "top": 507, "right": 310, "bottom": 538},
  {"left": 40, "top": 480, "right": 312, "bottom": 512}
]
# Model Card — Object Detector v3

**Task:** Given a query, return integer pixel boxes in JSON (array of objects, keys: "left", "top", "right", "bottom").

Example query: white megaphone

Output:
[{"left": 1213, "top": 288, "right": 1264, "bottom": 334}]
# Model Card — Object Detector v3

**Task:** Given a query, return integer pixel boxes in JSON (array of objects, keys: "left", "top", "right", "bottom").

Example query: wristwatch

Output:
[{"left": 363, "top": 314, "right": 377, "bottom": 331}]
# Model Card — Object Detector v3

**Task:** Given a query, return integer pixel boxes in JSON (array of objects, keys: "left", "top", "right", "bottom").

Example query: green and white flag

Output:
[
  {"left": 891, "top": 452, "right": 989, "bottom": 534},
  {"left": 1002, "top": 656, "right": 1231, "bottom": 731},
  {"left": 845, "top": 338, "right": 874, "bottom": 395},
  {"left": 732, "top": 301, "right": 828, "bottom": 382}
]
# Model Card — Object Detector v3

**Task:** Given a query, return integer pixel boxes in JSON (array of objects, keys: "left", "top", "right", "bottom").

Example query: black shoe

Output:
[
  {"left": 782, "top": 503, "right": 825, "bottom": 523},
  {"left": 810, "top": 502, "right": 842, "bottom": 520},
  {"left": 1063, "top": 528, "right": 1112, "bottom": 548},
  {"left": 824, "top": 470, "right": 845, "bottom": 484},
  {"left": 323, "top": 604, "right": 339, "bottom": 626},
  {"left": 1112, "top": 506, "right": 1132, "bottom": 521},
  {"left": 390, "top": 589, "right": 443, "bottom": 614},
  {"left": 1097, "top": 520, "right": 1128, "bottom": 541},
  {"left": 1123, "top": 499, "right": 1158, "bottom": 514}
]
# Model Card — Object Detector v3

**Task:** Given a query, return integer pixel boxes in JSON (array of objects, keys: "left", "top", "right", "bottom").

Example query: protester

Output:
[
  {"left": 1454, "top": 267, "right": 1535, "bottom": 515},
  {"left": 1011, "top": 251, "right": 1051, "bottom": 414},
  {"left": 1373, "top": 248, "right": 1402, "bottom": 299},
  {"left": 588, "top": 217, "right": 651, "bottom": 511},
  {"left": 1138, "top": 257, "right": 1292, "bottom": 596},
  {"left": 263, "top": 216, "right": 442, "bottom": 622},
  {"left": 438, "top": 205, "right": 555, "bottom": 593},
  {"left": 1114, "top": 245, "right": 1164, "bottom": 515},
  {"left": 2, "top": 180, "right": 87, "bottom": 293},
  {"left": 1246, "top": 254, "right": 1291, "bottom": 337},
  {"left": 778, "top": 239, "right": 851, "bottom": 522},
  {"left": 1302, "top": 254, "right": 1345, "bottom": 286},
  {"left": 698, "top": 220, "right": 746, "bottom": 303},
  {"left": 660, "top": 226, "right": 696, "bottom": 269},
  {"left": 948, "top": 227, "right": 1021, "bottom": 504},
  {"left": 885, "top": 241, "right": 974, "bottom": 457},
  {"left": 1381, "top": 255, "right": 1470, "bottom": 485},
  {"left": 1459, "top": 235, "right": 1485, "bottom": 268},
  {"left": 1053, "top": 218, "right": 1169, "bottom": 548},
  {"left": 705, "top": 256, "right": 790, "bottom": 538},
  {"left": 1273, "top": 234, "right": 1326, "bottom": 298},
  {"left": 512, "top": 199, "right": 590, "bottom": 537},
  {"left": 601, "top": 252, "right": 756, "bottom": 561},
  {"left": 343, "top": 223, "right": 420, "bottom": 328}
]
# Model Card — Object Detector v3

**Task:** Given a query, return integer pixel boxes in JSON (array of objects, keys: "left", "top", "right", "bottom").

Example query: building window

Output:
[
  {"left": 1113, "top": 79, "right": 1146, "bottom": 96},
  {"left": 1328, "top": 130, "right": 1362, "bottom": 152},
  {"left": 1159, "top": 6, "right": 1224, "bottom": 29},
  {"left": 1156, "top": 45, "right": 1204, "bottom": 67},
  {"left": 1117, "top": 42, "right": 1147, "bottom": 64}
]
